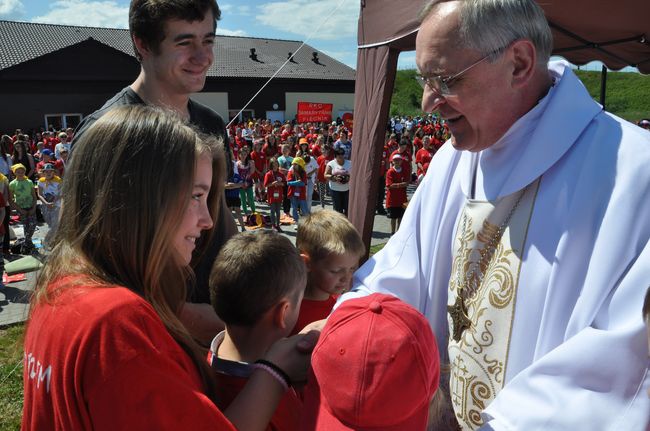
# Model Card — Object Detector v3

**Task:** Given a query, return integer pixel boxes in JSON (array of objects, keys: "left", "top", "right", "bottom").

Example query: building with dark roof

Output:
[{"left": 0, "top": 20, "right": 356, "bottom": 133}]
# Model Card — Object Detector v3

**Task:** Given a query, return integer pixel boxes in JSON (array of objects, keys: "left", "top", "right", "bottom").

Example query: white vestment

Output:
[{"left": 345, "top": 62, "right": 650, "bottom": 429}]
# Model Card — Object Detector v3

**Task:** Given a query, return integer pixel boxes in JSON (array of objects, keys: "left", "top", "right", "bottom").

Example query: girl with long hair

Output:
[
  {"left": 22, "top": 105, "right": 313, "bottom": 430},
  {"left": 11, "top": 140, "right": 35, "bottom": 180}
]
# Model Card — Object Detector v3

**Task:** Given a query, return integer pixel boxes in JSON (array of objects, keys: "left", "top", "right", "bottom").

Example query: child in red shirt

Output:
[
  {"left": 264, "top": 157, "right": 286, "bottom": 232},
  {"left": 385, "top": 153, "right": 410, "bottom": 234},
  {"left": 315, "top": 146, "right": 333, "bottom": 209},
  {"left": 210, "top": 231, "right": 307, "bottom": 431},
  {"left": 415, "top": 135, "right": 436, "bottom": 182},
  {"left": 250, "top": 138, "right": 267, "bottom": 202},
  {"left": 291, "top": 209, "right": 365, "bottom": 335}
]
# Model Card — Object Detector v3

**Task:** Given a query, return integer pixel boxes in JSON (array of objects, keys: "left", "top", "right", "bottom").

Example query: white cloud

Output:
[
  {"left": 216, "top": 27, "right": 247, "bottom": 37},
  {"left": 256, "top": 0, "right": 359, "bottom": 41},
  {"left": 220, "top": 3, "right": 251, "bottom": 16},
  {"left": 0, "top": 0, "right": 25, "bottom": 19},
  {"left": 31, "top": 0, "right": 129, "bottom": 28}
]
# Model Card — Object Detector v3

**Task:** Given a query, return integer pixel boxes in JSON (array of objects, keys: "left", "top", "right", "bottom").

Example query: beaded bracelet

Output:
[{"left": 253, "top": 359, "right": 291, "bottom": 391}]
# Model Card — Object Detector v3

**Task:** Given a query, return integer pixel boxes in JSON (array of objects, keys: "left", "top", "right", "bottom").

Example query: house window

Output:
[
  {"left": 44, "top": 113, "right": 82, "bottom": 131},
  {"left": 228, "top": 109, "right": 255, "bottom": 124}
]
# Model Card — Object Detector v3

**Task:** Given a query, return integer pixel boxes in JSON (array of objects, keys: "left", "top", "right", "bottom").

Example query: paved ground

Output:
[{"left": 0, "top": 184, "right": 416, "bottom": 327}]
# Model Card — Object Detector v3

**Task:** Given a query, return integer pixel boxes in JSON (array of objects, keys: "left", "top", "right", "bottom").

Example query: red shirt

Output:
[
  {"left": 250, "top": 150, "right": 267, "bottom": 175},
  {"left": 385, "top": 167, "right": 409, "bottom": 208},
  {"left": 390, "top": 149, "right": 412, "bottom": 178},
  {"left": 413, "top": 137, "right": 423, "bottom": 151},
  {"left": 22, "top": 278, "right": 235, "bottom": 430},
  {"left": 290, "top": 295, "right": 337, "bottom": 336},
  {"left": 213, "top": 371, "right": 301, "bottom": 431},
  {"left": 286, "top": 170, "right": 306, "bottom": 201},
  {"left": 316, "top": 154, "right": 333, "bottom": 182},
  {"left": 264, "top": 170, "right": 285, "bottom": 204},
  {"left": 309, "top": 144, "right": 322, "bottom": 158},
  {"left": 415, "top": 147, "right": 435, "bottom": 176}
]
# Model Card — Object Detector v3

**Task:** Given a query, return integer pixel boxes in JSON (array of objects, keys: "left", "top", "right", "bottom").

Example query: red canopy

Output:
[{"left": 350, "top": 0, "right": 650, "bottom": 256}]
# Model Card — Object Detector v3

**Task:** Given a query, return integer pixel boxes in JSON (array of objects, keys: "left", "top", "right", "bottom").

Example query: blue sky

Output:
[
  {"left": 0, "top": 0, "right": 398, "bottom": 69},
  {"left": 0, "top": 0, "right": 629, "bottom": 73}
]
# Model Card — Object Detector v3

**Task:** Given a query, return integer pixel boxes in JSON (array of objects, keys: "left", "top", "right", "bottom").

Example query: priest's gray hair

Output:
[{"left": 418, "top": 0, "right": 552, "bottom": 65}]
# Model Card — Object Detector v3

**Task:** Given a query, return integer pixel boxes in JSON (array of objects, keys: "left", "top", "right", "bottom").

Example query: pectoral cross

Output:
[{"left": 448, "top": 290, "right": 471, "bottom": 342}]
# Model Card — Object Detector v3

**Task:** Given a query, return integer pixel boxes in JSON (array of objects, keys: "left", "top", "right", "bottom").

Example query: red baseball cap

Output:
[{"left": 301, "top": 293, "right": 440, "bottom": 430}]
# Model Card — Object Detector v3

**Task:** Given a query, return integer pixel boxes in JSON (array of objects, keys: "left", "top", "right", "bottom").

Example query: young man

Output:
[{"left": 72, "top": 0, "right": 236, "bottom": 345}]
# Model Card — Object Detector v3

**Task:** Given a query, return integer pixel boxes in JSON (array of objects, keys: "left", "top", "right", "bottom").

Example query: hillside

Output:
[{"left": 390, "top": 68, "right": 650, "bottom": 122}]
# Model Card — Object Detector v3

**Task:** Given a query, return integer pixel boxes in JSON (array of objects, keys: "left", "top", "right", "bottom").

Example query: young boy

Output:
[
  {"left": 290, "top": 209, "right": 364, "bottom": 335},
  {"left": 9, "top": 163, "right": 37, "bottom": 252},
  {"left": 300, "top": 293, "right": 440, "bottom": 430},
  {"left": 264, "top": 157, "right": 285, "bottom": 232},
  {"left": 385, "top": 153, "right": 409, "bottom": 234},
  {"left": 209, "top": 230, "right": 307, "bottom": 431}
]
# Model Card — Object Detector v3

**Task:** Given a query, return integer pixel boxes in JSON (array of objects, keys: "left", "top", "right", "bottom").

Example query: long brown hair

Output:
[{"left": 31, "top": 105, "right": 223, "bottom": 400}]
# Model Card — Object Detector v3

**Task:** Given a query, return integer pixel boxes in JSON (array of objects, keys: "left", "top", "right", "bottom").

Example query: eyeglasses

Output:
[{"left": 416, "top": 45, "right": 509, "bottom": 96}]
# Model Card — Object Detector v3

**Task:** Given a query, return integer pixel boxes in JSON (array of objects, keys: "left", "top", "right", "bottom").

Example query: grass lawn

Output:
[
  {"left": 369, "top": 242, "right": 386, "bottom": 256},
  {"left": 0, "top": 324, "right": 24, "bottom": 431}
]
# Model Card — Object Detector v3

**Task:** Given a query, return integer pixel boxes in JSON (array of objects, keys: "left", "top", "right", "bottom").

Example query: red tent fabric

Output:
[{"left": 350, "top": 0, "right": 650, "bottom": 257}]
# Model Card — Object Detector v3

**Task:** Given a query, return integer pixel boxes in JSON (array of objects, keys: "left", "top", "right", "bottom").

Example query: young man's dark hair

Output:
[{"left": 129, "top": 0, "right": 221, "bottom": 60}]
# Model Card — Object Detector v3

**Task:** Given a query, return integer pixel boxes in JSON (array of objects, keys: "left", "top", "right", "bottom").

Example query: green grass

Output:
[
  {"left": 391, "top": 68, "right": 650, "bottom": 122},
  {"left": 369, "top": 242, "right": 386, "bottom": 256},
  {"left": 0, "top": 324, "right": 24, "bottom": 431}
]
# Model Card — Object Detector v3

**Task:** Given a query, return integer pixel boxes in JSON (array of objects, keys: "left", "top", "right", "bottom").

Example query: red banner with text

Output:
[{"left": 297, "top": 102, "right": 333, "bottom": 123}]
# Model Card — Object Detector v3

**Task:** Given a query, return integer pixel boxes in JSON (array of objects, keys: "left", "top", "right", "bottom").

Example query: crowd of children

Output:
[
  {"left": 223, "top": 114, "right": 450, "bottom": 230},
  {"left": 0, "top": 131, "right": 66, "bottom": 289}
]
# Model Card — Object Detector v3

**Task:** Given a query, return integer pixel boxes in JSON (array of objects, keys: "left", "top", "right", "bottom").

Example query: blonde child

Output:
[
  {"left": 36, "top": 163, "right": 62, "bottom": 249},
  {"left": 9, "top": 163, "right": 37, "bottom": 251},
  {"left": 290, "top": 209, "right": 364, "bottom": 335},
  {"left": 209, "top": 230, "right": 307, "bottom": 431}
]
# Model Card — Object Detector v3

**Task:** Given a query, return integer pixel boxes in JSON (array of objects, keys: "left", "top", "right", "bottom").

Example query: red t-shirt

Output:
[
  {"left": 413, "top": 137, "right": 423, "bottom": 151},
  {"left": 250, "top": 150, "right": 267, "bottom": 176},
  {"left": 390, "top": 149, "right": 412, "bottom": 178},
  {"left": 385, "top": 167, "right": 409, "bottom": 208},
  {"left": 286, "top": 170, "right": 306, "bottom": 201},
  {"left": 415, "top": 148, "right": 435, "bottom": 176},
  {"left": 264, "top": 170, "right": 285, "bottom": 204},
  {"left": 290, "top": 295, "right": 337, "bottom": 336},
  {"left": 316, "top": 154, "right": 333, "bottom": 183},
  {"left": 309, "top": 144, "right": 322, "bottom": 158},
  {"left": 22, "top": 278, "right": 235, "bottom": 431},
  {"left": 214, "top": 372, "right": 301, "bottom": 431}
]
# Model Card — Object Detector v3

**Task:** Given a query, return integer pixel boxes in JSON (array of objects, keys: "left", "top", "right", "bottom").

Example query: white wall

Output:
[
  {"left": 285, "top": 92, "right": 355, "bottom": 122},
  {"left": 190, "top": 92, "right": 229, "bottom": 121}
]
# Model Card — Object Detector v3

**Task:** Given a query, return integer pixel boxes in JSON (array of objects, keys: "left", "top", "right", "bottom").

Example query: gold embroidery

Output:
[{"left": 447, "top": 181, "right": 538, "bottom": 430}]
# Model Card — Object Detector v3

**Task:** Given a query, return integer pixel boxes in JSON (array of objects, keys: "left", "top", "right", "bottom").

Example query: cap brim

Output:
[{"left": 301, "top": 370, "right": 430, "bottom": 431}]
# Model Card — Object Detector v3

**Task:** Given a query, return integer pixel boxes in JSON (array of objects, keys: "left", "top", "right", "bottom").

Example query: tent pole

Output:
[{"left": 599, "top": 65, "right": 607, "bottom": 108}]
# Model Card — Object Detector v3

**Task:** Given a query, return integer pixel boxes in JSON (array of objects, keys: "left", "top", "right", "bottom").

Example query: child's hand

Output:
[{"left": 264, "top": 330, "right": 321, "bottom": 385}]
